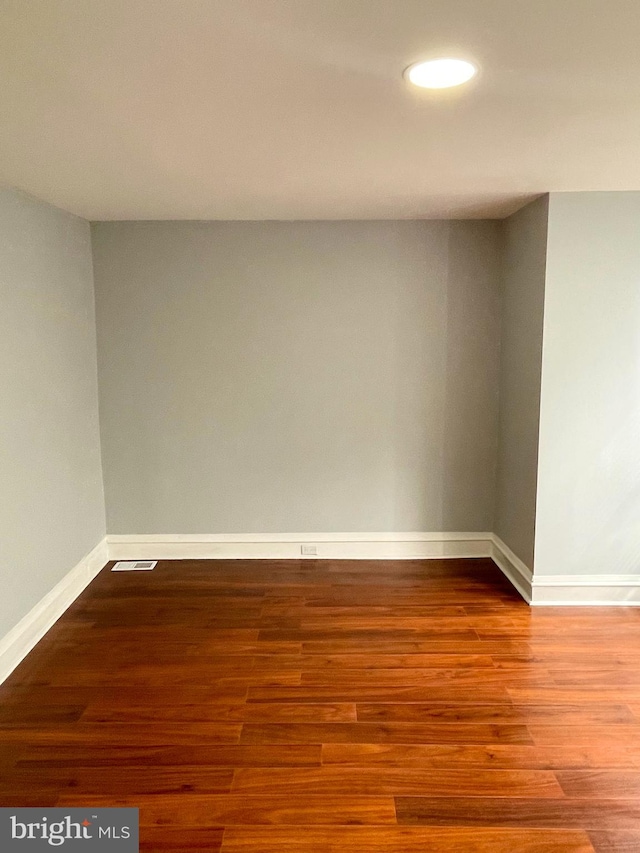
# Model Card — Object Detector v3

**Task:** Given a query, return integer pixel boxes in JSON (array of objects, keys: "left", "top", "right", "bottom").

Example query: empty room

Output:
[{"left": 1, "top": 1, "right": 640, "bottom": 851}]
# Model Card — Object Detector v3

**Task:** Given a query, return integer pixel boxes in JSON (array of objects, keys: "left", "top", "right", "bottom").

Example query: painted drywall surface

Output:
[
  {"left": 494, "top": 196, "right": 548, "bottom": 569},
  {"left": 92, "top": 220, "right": 501, "bottom": 534},
  {"left": 0, "top": 186, "right": 105, "bottom": 637},
  {"left": 535, "top": 192, "right": 640, "bottom": 577}
]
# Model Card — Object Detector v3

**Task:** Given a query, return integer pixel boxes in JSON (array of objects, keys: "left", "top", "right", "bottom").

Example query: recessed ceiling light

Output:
[{"left": 404, "top": 58, "right": 477, "bottom": 89}]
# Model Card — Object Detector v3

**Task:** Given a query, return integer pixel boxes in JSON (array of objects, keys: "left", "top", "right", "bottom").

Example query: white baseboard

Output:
[
  {"left": 107, "top": 532, "right": 493, "bottom": 561},
  {"left": 490, "top": 535, "right": 640, "bottom": 605},
  {"left": 489, "top": 534, "right": 533, "bottom": 603},
  {"left": 531, "top": 575, "right": 640, "bottom": 605},
  {"left": 0, "top": 537, "right": 108, "bottom": 685}
]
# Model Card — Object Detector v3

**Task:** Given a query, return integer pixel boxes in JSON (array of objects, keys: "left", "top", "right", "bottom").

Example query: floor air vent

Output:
[{"left": 111, "top": 560, "right": 157, "bottom": 572}]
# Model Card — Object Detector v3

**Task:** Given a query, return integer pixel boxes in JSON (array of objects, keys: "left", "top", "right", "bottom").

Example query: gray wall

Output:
[
  {"left": 535, "top": 192, "right": 640, "bottom": 577},
  {"left": 0, "top": 186, "right": 105, "bottom": 637},
  {"left": 494, "top": 197, "right": 548, "bottom": 569},
  {"left": 92, "top": 220, "right": 501, "bottom": 534}
]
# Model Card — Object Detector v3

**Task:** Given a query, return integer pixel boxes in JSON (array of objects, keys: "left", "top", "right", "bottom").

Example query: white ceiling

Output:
[{"left": 1, "top": 0, "right": 640, "bottom": 220}]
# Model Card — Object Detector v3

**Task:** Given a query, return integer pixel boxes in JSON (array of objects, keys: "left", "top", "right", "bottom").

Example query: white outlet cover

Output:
[
  {"left": 111, "top": 560, "right": 158, "bottom": 572},
  {"left": 301, "top": 545, "right": 318, "bottom": 556}
]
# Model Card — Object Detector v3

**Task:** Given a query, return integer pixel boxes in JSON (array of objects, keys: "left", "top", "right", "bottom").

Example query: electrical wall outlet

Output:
[{"left": 301, "top": 544, "right": 318, "bottom": 556}]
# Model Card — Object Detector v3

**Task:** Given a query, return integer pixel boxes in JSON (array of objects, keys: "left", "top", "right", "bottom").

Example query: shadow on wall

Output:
[{"left": 386, "top": 220, "right": 501, "bottom": 533}]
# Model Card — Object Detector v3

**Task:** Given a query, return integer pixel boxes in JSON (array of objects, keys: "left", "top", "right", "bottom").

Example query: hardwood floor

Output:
[{"left": 1, "top": 557, "right": 639, "bottom": 851}]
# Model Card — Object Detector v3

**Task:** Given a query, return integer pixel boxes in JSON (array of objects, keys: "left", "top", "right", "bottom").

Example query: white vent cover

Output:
[{"left": 111, "top": 560, "right": 157, "bottom": 572}]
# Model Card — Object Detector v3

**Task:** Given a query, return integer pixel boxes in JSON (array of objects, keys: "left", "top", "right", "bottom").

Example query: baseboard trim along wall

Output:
[
  {"left": 3, "top": 531, "right": 639, "bottom": 686},
  {"left": 490, "top": 534, "right": 534, "bottom": 603},
  {"left": 0, "top": 537, "right": 108, "bottom": 685},
  {"left": 107, "top": 532, "right": 493, "bottom": 561},
  {"left": 489, "top": 534, "right": 640, "bottom": 605},
  {"left": 107, "top": 533, "right": 640, "bottom": 605},
  {"left": 531, "top": 575, "right": 640, "bottom": 605}
]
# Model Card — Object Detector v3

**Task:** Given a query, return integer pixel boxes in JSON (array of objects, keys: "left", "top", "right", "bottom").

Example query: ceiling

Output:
[{"left": 1, "top": 0, "right": 640, "bottom": 221}]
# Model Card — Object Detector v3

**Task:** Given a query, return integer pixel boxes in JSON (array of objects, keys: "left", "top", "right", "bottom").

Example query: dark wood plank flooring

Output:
[{"left": 1, "top": 558, "right": 639, "bottom": 851}]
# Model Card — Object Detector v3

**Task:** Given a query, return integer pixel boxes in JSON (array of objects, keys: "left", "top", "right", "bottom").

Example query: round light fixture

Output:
[{"left": 404, "top": 58, "right": 477, "bottom": 89}]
